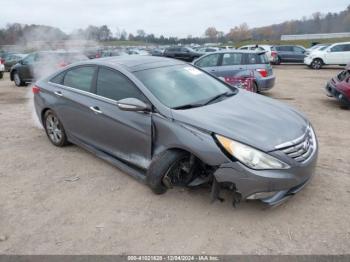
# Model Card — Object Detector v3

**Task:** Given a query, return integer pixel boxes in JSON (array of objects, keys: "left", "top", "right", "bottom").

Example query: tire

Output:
[
  {"left": 310, "top": 58, "right": 323, "bottom": 70},
  {"left": 0, "top": 72, "right": 3, "bottom": 79},
  {"left": 252, "top": 82, "right": 258, "bottom": 93},
  {"left": 43, "top": 110, "right": 68, "bottom": 147},
  {"left": 13, "top": 71, "right": 25, "bottom": 86},
  {"left": 275, "top": 56, "right": 281, "bottom": 65},
  {"left": 146, "top": 150, "right": 191, "bottom": 194}
]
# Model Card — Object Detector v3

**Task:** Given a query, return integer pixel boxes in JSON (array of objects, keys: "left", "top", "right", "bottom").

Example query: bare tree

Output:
[{"left": 205, "top": 27, "right": 219, "bottom": 42}]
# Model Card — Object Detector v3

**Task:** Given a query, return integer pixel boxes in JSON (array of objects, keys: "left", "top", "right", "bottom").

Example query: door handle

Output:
[
  {"left": 89, "top": 106, "right": 103, "bottom": 114},
  {"left": 54, "top": 91, "right": 63, "bottom": 97}
]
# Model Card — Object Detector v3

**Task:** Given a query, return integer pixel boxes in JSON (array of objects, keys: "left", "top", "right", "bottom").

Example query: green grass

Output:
[{"left": 232, "top": 37, "right": 350, "bottom": 48}]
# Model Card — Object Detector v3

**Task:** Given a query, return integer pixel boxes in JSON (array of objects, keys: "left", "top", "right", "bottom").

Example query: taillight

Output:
[
  {"left": 256, "top": 69, "right": 268, "bottom": 78},
  {"left": 271, "top": 51, "right": 277, "bottom": 57},
  {"left": 32, "top": 85, "right": 40, "bottom": 94},
  {"left": 0, "top": 58, "right": 4, "bottom": 64}
]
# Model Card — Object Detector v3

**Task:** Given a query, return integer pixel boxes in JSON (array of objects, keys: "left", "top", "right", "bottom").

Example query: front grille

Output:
[{"left": 275, "top": 126, "right": 316, "bottom": 163}]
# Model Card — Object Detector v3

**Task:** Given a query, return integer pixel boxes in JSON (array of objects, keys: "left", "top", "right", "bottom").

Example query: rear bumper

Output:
[
  {"left": 0, "top": 64, "right": 4, "bottom": 72},
  {"left": 213, "top": 146, "right": 318, "bottom": 206},
  {"left": 257, "top": 75, "right": 276, "bottom": 91},
  {"left": 325, "top": 82, "right": 350, "bottom": 107}
]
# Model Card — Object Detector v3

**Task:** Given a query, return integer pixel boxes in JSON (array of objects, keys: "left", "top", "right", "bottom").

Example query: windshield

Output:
[
  {"left": 135, "top": 65, "right": 235, "bottom": 109},
  {"left": 320, "top": 45, "right": 329, "bottom": 51}
]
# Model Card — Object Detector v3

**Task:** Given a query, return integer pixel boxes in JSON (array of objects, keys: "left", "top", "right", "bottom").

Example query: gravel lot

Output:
[{"left": 0, "top": 65, "right": 349, "bottom": 255}]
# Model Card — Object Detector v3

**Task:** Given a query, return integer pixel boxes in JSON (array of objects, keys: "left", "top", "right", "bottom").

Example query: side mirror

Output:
[{"left": 117, "top": 98, "right": 151, "bottom": 112}]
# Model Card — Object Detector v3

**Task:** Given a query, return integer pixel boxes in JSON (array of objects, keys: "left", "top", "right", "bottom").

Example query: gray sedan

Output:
[
  {"left": 33, "top": 56, "right": 318, "bottom": 206},
  {"left": 193, "top": 50, "right": 275, "bottom": 93}
]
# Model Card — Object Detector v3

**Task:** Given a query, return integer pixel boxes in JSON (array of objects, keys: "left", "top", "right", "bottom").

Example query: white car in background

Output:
[
  {"left": 238, "top": 45, "right": 277, "bottom": 63},
  {"left": 198, "top": 47, "right": 220, "bottom": 53},
  {"left": 304, "top": 42, "right": 350, "bottom": 69},
  {"left": 0, "top": 59, "right": 5, "bottom": 79},
  {"left": 305, "top": 43, "right": 330, "bottom": 56}
]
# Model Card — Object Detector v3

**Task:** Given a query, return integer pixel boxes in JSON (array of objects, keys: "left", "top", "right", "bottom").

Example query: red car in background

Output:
[{"left": 325, "top": 65, "right": 350, "bottom": 108}]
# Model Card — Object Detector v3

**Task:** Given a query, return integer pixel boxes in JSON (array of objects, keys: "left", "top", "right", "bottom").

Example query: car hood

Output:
[
  {"left": 308, "top": 50, "right": 323, "bottom": 56},
  {"left": 171, "top": 90, "right": 309, "bottom": 152}
]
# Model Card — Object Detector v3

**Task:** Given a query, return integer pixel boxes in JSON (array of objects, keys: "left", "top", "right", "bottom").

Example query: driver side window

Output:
[
  {"left": 294, "top": 46, "right": 304, "bottom": 53},
  {"left": 96, "top": 67, "right": 147, "bottom": 102}
]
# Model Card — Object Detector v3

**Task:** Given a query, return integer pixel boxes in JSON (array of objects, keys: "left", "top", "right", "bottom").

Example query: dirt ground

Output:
[{"left": 0, "top": 65, "right": 349, "bottom": 255}]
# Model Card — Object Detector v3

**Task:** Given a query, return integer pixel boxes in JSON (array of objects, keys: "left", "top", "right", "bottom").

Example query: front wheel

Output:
[
  {"left": 44, "top": 110, "right": 68, "bottom": 147},
  {"left": 310, "top": 58, "right": 323, "bottom": 70},
  {"left": 146, "top": 150, "right": 192, "bottom": 194}
]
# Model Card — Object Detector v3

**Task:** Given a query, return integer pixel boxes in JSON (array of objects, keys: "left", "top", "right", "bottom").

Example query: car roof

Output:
[
  {"left": 204, "top": 50, "right": 266, "bottom": 55},
  {"left": 94, "top": 56, "right": 186, "bottom": 72}
]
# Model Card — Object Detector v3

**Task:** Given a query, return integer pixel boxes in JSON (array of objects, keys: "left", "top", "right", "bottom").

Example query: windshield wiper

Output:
[
  {"left": 203, "top": 91, "right": 235, "bottom": 106},
  {"left": 172, "top": 91, "right": 236, "bottom": 110},
  {"left": 172, "top": 103, "right": 204, "bottom": 110}
]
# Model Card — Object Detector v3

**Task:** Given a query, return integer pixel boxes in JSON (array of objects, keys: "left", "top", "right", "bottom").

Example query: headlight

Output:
[{"left": 215, "top": 135, "right": 290, "bottom": 170}]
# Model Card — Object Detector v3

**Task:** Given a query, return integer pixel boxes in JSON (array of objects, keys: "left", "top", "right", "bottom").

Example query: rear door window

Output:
[
  {"left": 63, "top": 66, "right": 95, "bottom": 92},
  {"left": 331, "top": 45, "right": 346, "bottom": 52},
  {"left": 51, "top": 72, "right": 65, "bottom": 84},
  {"left": 195, "top": 54, "right": 220, "bottom": 67},
  {"left": 221, "top": 53, "right": 243, "bottom": 66},
  {"left": 96, "top": 67, "right": 146, "bottom": 102}
]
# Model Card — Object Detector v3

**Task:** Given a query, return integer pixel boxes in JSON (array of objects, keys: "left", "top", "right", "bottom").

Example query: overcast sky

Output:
[{"left": 1, "top": 0, "right": 349, "bottom": 37}]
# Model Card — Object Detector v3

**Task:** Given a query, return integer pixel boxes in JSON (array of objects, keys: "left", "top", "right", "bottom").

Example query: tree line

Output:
[{"left": 1, "top": 5, "right": 349, "bottom": 46}]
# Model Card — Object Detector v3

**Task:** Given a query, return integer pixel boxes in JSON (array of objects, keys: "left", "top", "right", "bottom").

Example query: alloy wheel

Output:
[
  {"left": 14, "top": 73, "right": 21, "bottom": 86},
  {"left": 45, "top": 114, "right": 63, "bottom": 144},
  {"left": 311, "top": 59, "right": 322, "bottom": 69}
]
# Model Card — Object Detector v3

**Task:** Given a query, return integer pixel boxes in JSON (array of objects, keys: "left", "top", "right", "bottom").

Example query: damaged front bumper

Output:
[
  {"left": 325, "top": 82, "right": 350, "bottom": 107},
  {"left": 212, "top": 151, "right": 317, "bottom": 206}
]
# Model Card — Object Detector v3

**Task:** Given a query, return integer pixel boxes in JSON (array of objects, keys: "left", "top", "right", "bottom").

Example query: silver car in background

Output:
[
  {"left": 33, "top": 56, "right": 317, "bottom": 207},
  {"left": 193, "top": 50, "right": 275, "bottom": 93}
]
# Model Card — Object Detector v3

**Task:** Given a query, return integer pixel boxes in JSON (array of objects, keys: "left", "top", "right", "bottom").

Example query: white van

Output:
[{"left": 304, "top": 42, "right": 350, "bottom": 69}]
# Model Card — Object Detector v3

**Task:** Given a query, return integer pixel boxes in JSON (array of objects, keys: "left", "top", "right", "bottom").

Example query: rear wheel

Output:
[
  {"left": 310, "top": 58, "right": 323, "bottom": 70},
  {"left": 0, "top": 72, "right": 3, "bottom": 79},
  {"left": 44, "top": 110, "right": 68, "bottom": 147},
  {"left": 252, "top": 82, "right": 258, "bottom": 93},
  {"left": 275, "top": 56, "right": 281, "bottom": 65},
  {"left": 13, "top": 72, "right": 25, "bottom": 86},
  {"left": 146, "top": 150, "right": 193, "bottom": 194}
]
